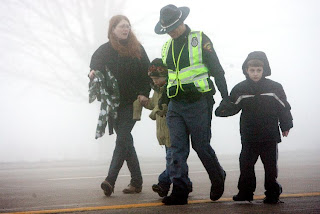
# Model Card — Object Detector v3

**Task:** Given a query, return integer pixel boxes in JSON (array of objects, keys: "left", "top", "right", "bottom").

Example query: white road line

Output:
[
  {"left": 46, "top": 169, "right": 244, "bottom": 181},
  {"left": 47, "top": 176, "right": 106, "bottom": 181}
]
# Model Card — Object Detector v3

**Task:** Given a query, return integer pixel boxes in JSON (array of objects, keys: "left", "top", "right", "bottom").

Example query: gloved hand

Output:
[
  {"left": 219, "top": 96, "right": 231, "bottom": 109},
  {"left": 215, "top": 96, "right": 239, "bottom": 117}
]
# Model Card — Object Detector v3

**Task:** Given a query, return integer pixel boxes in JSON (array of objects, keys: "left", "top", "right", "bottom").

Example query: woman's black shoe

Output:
[{"left": 101, "top": 180, "right": 114, "bottom": 197}]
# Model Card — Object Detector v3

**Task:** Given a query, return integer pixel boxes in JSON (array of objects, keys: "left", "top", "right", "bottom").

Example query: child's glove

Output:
[
  {"left": 149, "top": 104, "right": 168, "bottom": 120},
  {"left": 157, "top": 104, "right": 168, "bottom": 117}
]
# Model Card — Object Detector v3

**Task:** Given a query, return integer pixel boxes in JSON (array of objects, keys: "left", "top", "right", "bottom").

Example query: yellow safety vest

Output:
[{"left": 162, "top": 31, "right": 211, "bottom": 98}]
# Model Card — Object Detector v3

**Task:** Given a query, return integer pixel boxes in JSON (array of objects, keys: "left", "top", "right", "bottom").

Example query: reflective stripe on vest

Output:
[{"left": 162, "top": 31, "right": 211, "bottom": 98}]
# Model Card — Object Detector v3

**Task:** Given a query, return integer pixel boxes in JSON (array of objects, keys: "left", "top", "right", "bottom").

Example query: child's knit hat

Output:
[{"left": 148, "top": 58, "right": 168, "bottom": 77}]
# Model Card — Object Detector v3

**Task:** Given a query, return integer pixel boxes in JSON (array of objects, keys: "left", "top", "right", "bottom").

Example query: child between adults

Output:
[
  {"left": 144, "top": 58, "right": 192, "bottom": 198},
  {"left": 215, "top": 51, "right": 293, "bottom": 204}
]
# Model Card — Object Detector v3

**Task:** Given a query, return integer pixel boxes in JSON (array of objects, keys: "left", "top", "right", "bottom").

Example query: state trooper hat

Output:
[{"left": 154, "top": 4, "right": 190, "bottom": 35}]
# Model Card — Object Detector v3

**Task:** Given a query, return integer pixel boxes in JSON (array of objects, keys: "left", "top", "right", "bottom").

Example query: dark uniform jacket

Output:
[
  {"left": 163, "top": 25, "right": 228, "bottom": 102},
  {"left": 90, "top": 42, "right": 151, "bottom": 108}
]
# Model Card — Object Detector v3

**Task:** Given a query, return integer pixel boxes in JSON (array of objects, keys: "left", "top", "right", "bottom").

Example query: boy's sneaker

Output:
[
  {"left": 263, "top": 196, "right": 282, "bottom": 204},
  {"left": 233, "top": 192, "right": 254, "bottom": 202},
  {"left": 122, "top": 184, "right": 142, "bottom": 194},
  {"left": 101, "top": 180, "right": 114, "bottom": 197},
  {"left": 152, "top": 184, "right": 169, "bottom": 197}
]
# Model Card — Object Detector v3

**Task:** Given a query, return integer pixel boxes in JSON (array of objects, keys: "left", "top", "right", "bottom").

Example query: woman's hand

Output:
[
  {"left": 138, "top": 95, "right": 149, "bottom": 107},
  {"left": 89, "top": 70, "right": 95, "bottom": 79}
]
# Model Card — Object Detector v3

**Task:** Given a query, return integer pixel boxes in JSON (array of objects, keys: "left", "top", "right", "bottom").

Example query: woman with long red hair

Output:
[{"left": 89, "top": 15, "right": 151, "bottom": 196}]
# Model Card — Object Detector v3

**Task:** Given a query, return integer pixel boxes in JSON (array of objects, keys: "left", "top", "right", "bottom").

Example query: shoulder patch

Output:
[{"left": 203, "top": 42, "right": 213, "bottom": 52}]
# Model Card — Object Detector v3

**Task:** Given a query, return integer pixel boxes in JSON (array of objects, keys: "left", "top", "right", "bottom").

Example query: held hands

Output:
[
  {"left": 138, "top": 95, "right": 149, "bottom": 107},
  {"left": 215, "top": 96, "right": 235, "bottom": 117}
]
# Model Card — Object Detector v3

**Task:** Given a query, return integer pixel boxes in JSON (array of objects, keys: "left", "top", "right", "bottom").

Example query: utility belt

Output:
[
  {"left": 170, "top": 83, "right": 215, "bottom": 103},
  {"left": 169, "top": 80, "right": 216, "bottom": 102},
  {"left": 172, "top": 90, "right": 203, "bottom": 103}
]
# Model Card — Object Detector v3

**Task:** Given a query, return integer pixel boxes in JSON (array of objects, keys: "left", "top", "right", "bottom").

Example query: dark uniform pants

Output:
[
  {"left": 238, "top": 141, "right": 282, "bottom": 197},
  {"left": 167, "top": 96, "right": 225, "bottom": 195},
  {"left": 158, "top": 146, "right": 193, "bottom": 190}
]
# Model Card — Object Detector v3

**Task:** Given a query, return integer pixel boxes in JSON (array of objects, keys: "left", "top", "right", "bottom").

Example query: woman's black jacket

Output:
[{"left": 90, "top": 42, "right": 151, "bottom": 107}]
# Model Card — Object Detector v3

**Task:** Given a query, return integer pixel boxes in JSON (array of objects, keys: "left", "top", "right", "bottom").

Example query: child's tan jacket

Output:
[{"left": 144, "top": 86, "right": 170, "bottom": 147}]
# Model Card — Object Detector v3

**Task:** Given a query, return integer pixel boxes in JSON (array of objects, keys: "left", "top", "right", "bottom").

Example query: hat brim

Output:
[{"left": 154, "top": 7, "right": 190, "bottom": 35}]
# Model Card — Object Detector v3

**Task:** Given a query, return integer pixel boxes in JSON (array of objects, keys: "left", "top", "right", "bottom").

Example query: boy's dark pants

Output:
[{"left": 238, "top": 141, "right": 282, "bottom": 198}]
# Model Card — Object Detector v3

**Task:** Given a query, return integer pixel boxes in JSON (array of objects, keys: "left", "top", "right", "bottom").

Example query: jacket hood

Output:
[{"left": 242, "top": 51, "right": 271, "bottom": 77}]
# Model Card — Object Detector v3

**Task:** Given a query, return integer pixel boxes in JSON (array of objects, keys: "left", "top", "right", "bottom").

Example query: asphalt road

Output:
[{"left": 0, "top": 150, "right": 319, "bottom": 213}]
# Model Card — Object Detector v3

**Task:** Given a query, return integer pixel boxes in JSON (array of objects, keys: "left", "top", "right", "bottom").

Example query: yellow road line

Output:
[
  {"left": 5, "top": 192, "right": 320, "bottom": 214},
  {"left": 189, "top": 192, "right": 320, "bottom": 203}
]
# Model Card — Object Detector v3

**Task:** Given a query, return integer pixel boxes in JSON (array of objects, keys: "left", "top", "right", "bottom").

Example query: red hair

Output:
[{"left": 108, "top": 15, "right": 142, "bottom": 59}]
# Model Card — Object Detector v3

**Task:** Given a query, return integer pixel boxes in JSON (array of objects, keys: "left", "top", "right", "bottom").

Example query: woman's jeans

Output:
[{"left": 105, "top": 105, "right": 143, "bottom": 188}]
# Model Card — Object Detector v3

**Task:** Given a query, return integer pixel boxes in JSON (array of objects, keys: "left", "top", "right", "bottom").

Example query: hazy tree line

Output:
[{"left": 0, "top": 0, "right": 126, "bottom": 101}]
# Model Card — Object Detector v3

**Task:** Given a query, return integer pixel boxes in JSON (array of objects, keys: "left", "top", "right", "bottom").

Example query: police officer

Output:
[{"left": 154, "top": 4, "right": 230, "bottom": 205}]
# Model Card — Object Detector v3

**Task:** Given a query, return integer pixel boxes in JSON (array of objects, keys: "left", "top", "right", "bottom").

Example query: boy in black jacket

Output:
[{"left": 215, "top": 51, "right": 293, "bottom": 204}]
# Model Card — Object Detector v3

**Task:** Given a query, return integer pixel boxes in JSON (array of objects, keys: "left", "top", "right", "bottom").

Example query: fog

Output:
[{"left": 0, "top": 0, "right": 319, "bottom": 162}]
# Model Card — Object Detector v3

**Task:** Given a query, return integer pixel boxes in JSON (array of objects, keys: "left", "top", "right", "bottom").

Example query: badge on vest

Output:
[{"left": 191, "top": 37, "right": 198, "bottom": 47}]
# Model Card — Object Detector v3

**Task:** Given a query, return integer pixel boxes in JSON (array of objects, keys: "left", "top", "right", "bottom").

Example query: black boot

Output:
[
  {"left": 162, "top": 194, "right": 188, "bottom": 205},
  {"left": 152, "top": 183, "right": 169, "bottom": 197},
  {"left": 233, "top": 192, "right": 254, "bottom": 201},
  {"left": 263, "top": 191, "right": 281, "bottom": 204},
  {"left": 210, "top": 170, "right": 226, "bottom": 201},
  {"left": 263, "top": 185, "right": 282, "bottom": 204},
  {"left": 263, "top": 196, "right": 281, "bottom": 204},
  {"left": 162, "top": 185, "right": 188, "bottom": 205}
]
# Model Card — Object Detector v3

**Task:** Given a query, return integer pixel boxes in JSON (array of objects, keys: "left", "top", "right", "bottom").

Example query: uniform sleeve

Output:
[
  {"left": 202, "top": 33, "right": 228, "bottom": 98},
  {"left": 276, "top": 84, "right": 293, "bottom": 131},
  {"left": 137, "top": 45, "right": 152, "bottom": 97}
]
